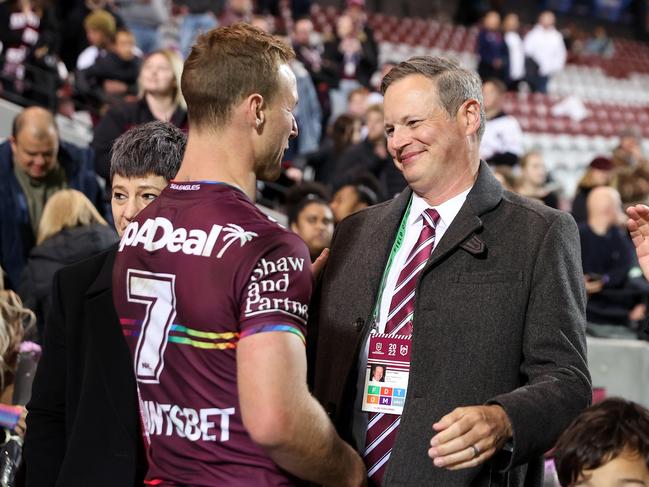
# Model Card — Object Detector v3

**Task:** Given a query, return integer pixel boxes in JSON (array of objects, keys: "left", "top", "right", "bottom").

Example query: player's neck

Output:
[{"left": 174, "top": 130, "right": 257, "bottom": 201}]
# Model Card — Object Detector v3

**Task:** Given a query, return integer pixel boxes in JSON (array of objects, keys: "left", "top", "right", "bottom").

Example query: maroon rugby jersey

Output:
[{"left": 112, "top": 182, "right": 312, "bottom": 486}]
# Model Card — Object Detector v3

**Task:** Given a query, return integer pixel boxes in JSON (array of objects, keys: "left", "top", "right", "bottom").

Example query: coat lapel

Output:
[
  {"left": 426, "top": 161, "right": 503, "bottom": 268},
  {"left": 361, "top": 188, "right": 413, "bottom": 313},
  {"left": 85, "top": 249, "right": 139, "bottom": 441}
]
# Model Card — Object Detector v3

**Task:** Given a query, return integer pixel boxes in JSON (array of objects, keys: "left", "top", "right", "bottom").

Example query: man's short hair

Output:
[
  {"left": 381, "top": 56, "right": 486, "bottom": 140},
  {"left": 11, "top": 108, "right": 57, "bottom": 139},
  {"left": 83, "top": 9, "right": 117, "bottom": 39},
  {"left": 285, "top": 182, "right": 331, "bottom": 226},
  {"left": 109, "top": 121, "right": 186, "bottom": 182},
  {"left": 181, "top": 23, "right": 295, "bottom": 131},
  {"left": 554, "top": 398, "right": 649, "bottom": 486},
  {"left": 483, "top": 77, "right": 507, "bottom": 94}
]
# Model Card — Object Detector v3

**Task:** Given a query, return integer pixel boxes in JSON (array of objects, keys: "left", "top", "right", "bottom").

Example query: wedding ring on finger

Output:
[{"left": 471, "top": 444, "right": 480, "bottom": 459}]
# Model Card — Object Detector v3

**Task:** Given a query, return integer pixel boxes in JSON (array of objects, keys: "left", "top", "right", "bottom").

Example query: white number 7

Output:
[{"left": 127, "top": 269, "right": 177, "bottom": 384}]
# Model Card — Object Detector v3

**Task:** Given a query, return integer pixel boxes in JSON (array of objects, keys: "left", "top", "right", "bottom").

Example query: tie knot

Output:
[{"left": 422, "top": 208, "right": 440, "bottom": 228}]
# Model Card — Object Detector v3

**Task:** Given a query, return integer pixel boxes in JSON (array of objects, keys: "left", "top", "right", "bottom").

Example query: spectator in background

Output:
[
  {"left": 76, "top": 29, "right": 142, "bottom": 115},
  {"left": 580, "top": 187, "right": 644, "bottom": 328},
  {"left": 523, "top": 11, "right": 567, "bottom": 93},
  {"left": 76, "top": 9, "right": 116, "bottom": 70},
  {"left": 117, "top": 0, "right": 169, "bottom": 54},
  {"left": 612, "top": 126, "right": 649, "bottom": 169},
  {"left": 324, "top": 13, "right": 378, "bottom": 120},
  {"left": 476, "top": 10, "right": 507, "bottom": 83},
  {"left": 572, "top": 156, "right": 615, "bottom": 224},
  {"left": 516, "top": 151, "right": 559, "bottom": 208},
  {"left": 0, "top": 107, "right": 104, "bottom": 290},
  {"left": 346, "top": 86, "right": 370, "bottom": 120},
  {"left": 345, "top": 0, "right": 378, "bottom": 83},
  {"left": 584, "top": 26, "right": 615, "bottom": 58},
  {"left": 480, "top": 78, "right": 524, "bottom": 167},
  {"left": 219, "top": 0, "right": 252, "bottom": 26},
  {"left": 176, "top": 0, "right": 222, "bottom": 59},
  {"left": 502, "top": 13, "right": 525, "bottom": 90},
  {"left": 554, "top": 398, "right": 649, "bottom": 487},
  {"left": 330, "top": 172, "right": 382, "bottom": 223},
  {"left": 335, "top": 104, "right": 405, "bottom": 198},
  {"left": 92, "top": 48, "right": 187, "bottom": 181},
  {"left": 0, "top": 271, "right": 35, "bottom": 436},
  {"left": 295, "top": 113, "right": 361, "bottom": 188},
  {"left": 286, "top": 184, "right": 334, "bottom": 262},
  {"left": 58, "top": 0, "right": 124, "bottom": 72},
  {"left": 292, "top": 16, "right": 338, "bottom": 125},
  {"left": 18, "top": 190, "right": 117, "bottom": 339},
  {"left": 285, "top": 57, "right": 322, "bottom": 167},
  {"left": 0, "top": 0, "right": 60, "bottom": 103}
]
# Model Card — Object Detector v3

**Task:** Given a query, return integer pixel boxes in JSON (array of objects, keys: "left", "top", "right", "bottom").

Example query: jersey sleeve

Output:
[{"left": 238, "top": 232, "right": 313, "bottom": 344}]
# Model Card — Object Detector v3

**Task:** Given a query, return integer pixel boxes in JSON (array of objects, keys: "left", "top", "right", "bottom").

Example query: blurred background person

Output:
[
  {"left": 516, "top": 150, "right": 560, "bottom": 208},
  {"left": 524, "top": 10, "right": 567, "bottom": 93},
  {"left": 58, "top": 0, "right": 124, "bottom": 72},
  {"left": 286, "top": 183, "right": 334, "bottom": 262},
  {"left": 176, "top": 0, "right": 222, "bottom": 60},
  {"left": 91, "top": 48, "right": 187, "bottom": 182},
  {"left": 75, "top": 9, "right": 116, "bottom": 71},
  {"left": 291, "top": 16, "right": 338, "bottom": 127},
  {"left": 0, "top": 271, "right": 36, "bottom": 440},
  {"left": 476, "top": 10, "right": 507, "bottom": 83},
  {"left": 17, "top": 189, "right": 117, "bottom": 339},
  {"left": 116, "top": 0, "right": 169, "bottom": 54},
  {"left": 580, "top": 187, "right": 645, "bottom": 331},
  {"left": 75, "top": 28, "right": 141, "bottom": 116},
  {"left": 0, "top": 107, "right": 104, "bottom": 290},
  {"left": 480, "top": 78, "right": 524, "bottom": 167},
  {"left": 324, "top": 12, "right": 377, "bottom": 121},
  {"left": 219, "top": 0, "right": 252, "bottom": 26},
  {"left": 0, "top": 0, "right": 61, "bottom": 105},
  {"left": 572, "top": 156, "right": 615, "bottom": 224},
  {"left": 583, "top": 26, "right": 615, "bottom": 57},
  {"left": 334, "top": 103, "right": 405, "bottom": 198},
  {"left": 330, "top": 172, "right": 382, "bottom": 224},
  {"left": 294, "top": 113, "right": 361, "bottom": 189},
  {"left": 502, "top": 13, "right": 525, "bottom": 90}
]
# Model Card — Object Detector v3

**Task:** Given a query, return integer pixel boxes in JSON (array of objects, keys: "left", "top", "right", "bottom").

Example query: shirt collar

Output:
[{"left": 408, "top": 187, "right": 473, "bottom": 231}]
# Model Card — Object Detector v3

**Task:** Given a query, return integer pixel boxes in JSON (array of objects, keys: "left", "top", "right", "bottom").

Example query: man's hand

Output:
[
  {"left": 627, "top": 204, "right": 649, "bottom": 279},
  {"left": 311, "top": 248, "right": 329, "bottom": 279},
  {"left": 584, "top": 275, "right": 603, "bottom": 295},
  {"left": 428, "top": 405, "right": 512, "bottom": 470}
]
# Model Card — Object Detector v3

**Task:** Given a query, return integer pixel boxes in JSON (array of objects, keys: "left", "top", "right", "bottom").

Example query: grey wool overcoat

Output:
[{"left": 307, "top": 161, "right": 591, "bottom": 486}]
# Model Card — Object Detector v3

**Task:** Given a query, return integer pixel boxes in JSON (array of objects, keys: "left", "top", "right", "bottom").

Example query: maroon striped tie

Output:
[{"left": 363, "top": 208, "right": 440, "bottom": 485}]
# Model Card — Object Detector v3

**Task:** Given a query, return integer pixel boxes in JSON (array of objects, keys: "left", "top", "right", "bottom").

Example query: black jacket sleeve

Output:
[{"left": 24, "top": 271, "right": 67, "bottom": 487}]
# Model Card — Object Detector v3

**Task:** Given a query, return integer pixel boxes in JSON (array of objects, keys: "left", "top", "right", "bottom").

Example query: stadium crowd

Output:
[{"left": 0, "top": 0, "right": 648, "bottom": 486}]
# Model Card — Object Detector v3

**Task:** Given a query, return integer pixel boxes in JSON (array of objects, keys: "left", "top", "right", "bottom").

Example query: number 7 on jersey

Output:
[{"left": 127, "top": 269, "right": 177, "bottom": 384}]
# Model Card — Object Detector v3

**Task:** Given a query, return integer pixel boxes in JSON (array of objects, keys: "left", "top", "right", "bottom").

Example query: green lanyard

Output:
[{"left": 371, "top": 195, "right": 414, "bottom": 326}]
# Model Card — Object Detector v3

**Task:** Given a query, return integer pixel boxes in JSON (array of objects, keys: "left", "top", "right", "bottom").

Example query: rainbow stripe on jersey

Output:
[{"left": 120, "top": 319, "right": 305, "bottom": 349}]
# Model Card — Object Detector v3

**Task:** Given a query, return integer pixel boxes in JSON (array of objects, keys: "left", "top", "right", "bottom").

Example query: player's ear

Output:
[{"left": 246, "top": 93, "right": 265, "bottom": 131}]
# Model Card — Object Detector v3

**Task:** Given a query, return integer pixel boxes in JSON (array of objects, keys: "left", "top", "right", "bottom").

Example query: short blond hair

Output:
[
  {"left": 37, "top": 190, "right": 107, "bottom": 245},
  {"left": 181, "top": 23, "right": 294, "bottom": 130}
]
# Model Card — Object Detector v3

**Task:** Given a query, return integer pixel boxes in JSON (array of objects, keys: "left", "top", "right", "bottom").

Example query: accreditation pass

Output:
[{"left": 362, "top": 333, "right": 411, "bottom": 415}]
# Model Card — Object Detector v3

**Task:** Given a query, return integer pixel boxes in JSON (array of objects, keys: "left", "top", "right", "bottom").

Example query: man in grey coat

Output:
[{"left": 307, "top": 56, "right": 591, "bottom": 486}]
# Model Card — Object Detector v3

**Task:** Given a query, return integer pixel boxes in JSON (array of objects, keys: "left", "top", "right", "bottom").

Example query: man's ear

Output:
[
  {"left": 290, "top": 222, "right": 299, "bottom": 233},
  {"left": 9, "top": 136, "right": 16, "bottom": 153},
  {"left": 246, "top": 93, "right": 265, "bottom": 130},
  {"left": 460, "top": 98, "right": 481, "bottom": 137}
]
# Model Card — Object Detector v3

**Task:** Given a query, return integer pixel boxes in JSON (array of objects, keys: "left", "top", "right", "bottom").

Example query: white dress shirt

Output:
[
  {"left": 351, "top": 187, "right": 472, "bottom": 448},
  {"left": 375, "top": 188, "right": 472, "bottom": 332}
]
